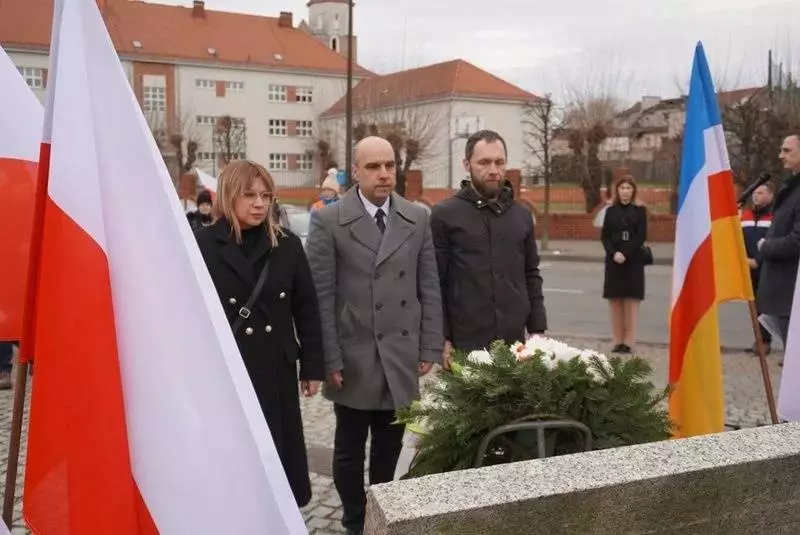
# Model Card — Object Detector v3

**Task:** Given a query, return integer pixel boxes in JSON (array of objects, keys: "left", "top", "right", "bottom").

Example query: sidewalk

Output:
[{"left": 539, "top": 240, "right": 674, "bottom": 266}]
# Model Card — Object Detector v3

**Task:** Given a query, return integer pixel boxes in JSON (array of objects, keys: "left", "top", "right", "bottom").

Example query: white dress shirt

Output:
[{"left": 358, "top": 188, "right": 390, "bottom": 230}]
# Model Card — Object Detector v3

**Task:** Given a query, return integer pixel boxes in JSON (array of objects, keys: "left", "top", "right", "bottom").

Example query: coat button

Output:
[
  {"left": 402, "top": 329, "right": 409, "bottom": 336},
  {"left": 245, "top": 327, "right": 253, "bottom": 335},
  {"left": 265, "top": 325, "right": 272, "bottom": 333},
  {"left": 279, "top": 292, "right": 286, "bottom": 299},
  {"left": 400, "top": 300, "right": 407, "bottom": 307},
  {"left": 377, "top": 333, "right": 383, "bottom": 340},
  {"left": 375, "top": 303, "right": 382, "bottom": 310},
  {"left": 398, "top": 270, "right": 405, "bottom": 277},
  {"left": 228, "top": 297, "right": 237, "bottom": 305},
  {"left": 374, "top": 272, "right": 381, "bottom": 280}
]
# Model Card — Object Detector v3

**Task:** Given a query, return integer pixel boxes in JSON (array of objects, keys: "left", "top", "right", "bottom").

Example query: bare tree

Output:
[
  {"left": 560, "top": 95, "right": 620, "bottom": 212},
  {"left": 145, "top": 109, "right": 200, "bottom": 190},
  {"left": 307, "top": 124, "right": 339, "bottom": 185},
  {"left": 523, "top": 95, "right": 560, "bottom": 250},
  {"left": 348, "top": 79, "right": 444, "bottom": 196},
  {"left": 213, "top": 115, "right": 247, "bottom": 167}
]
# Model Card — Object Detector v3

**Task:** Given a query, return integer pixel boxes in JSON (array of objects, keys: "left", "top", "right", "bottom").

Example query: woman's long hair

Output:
[
  {"left": 214, "top": 160, "right": 284, "bottom": 247},
  {"left": 612, "top": 175, "right": 639, "bottom": 205}
]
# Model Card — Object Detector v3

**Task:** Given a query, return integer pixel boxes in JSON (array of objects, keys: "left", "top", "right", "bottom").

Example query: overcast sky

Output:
[{"left": 155, "top": 0, "right": 799, "bottom": 105}]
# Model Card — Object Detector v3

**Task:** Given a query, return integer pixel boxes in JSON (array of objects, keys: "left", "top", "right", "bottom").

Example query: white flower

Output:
[
  {"left": 467, "top": 349, "right": 493, "bottom": 365},
  {"left": 510, "top": 341, "right": 534, "bottom": 361},
  {"left": 525, "top": 335, "right": 579, "bottom": 364}
]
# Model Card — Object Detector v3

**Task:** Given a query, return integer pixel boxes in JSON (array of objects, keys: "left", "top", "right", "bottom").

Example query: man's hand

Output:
[
  {"left": 747, "top": 258, "right": 758, "bottom": 270},
  {"left": 758, "top": 238, "right": 765, "bottom": 251},
  {"left": 613, "top": 251, "right": 626, "bottom": 264},
  {"left": 327, "top": 370, "right": 344, "bottom": 390},
  {"left": 300, "top": 380, "right": 321, "bottom": 397},
  {"left": 419, "top": 362, "right": 434, "bottom": 376},
  {"left": 442, "top": 340, "right": 453, "bottom": 370}
]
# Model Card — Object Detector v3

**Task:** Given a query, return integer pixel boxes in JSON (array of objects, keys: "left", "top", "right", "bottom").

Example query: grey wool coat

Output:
[{"left": 305, "top": 188, "right": 444, "bottom": 411}]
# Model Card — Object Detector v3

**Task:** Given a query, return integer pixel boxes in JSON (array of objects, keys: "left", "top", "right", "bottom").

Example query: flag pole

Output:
[
  {"left": 747, "top": 301, "right": 779, "bottom": 424},
  {"left": 2, "top": 361, "right": 29, "bottom": 528},
  {"left": 2, "top": 144, "right": 51, "bottom": 526}
]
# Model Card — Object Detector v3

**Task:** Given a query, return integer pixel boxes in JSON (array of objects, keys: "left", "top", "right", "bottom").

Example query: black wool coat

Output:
[
  {"left": 758, "top": 173, "right": 800, "bottom": 317},
  {"left": 195, "top": 219, "right": 324, "bottom": 507}
]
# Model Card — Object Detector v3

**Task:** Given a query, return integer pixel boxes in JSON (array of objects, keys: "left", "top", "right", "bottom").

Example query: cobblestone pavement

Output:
[{"left": 0, "top": 337, "right": 786, "bottom": 533}]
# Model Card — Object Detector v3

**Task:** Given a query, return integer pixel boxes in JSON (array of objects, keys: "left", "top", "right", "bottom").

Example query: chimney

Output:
[
  {"left": 278, "top": 11, "right": 293, "bottom": 28},
  {"left": 192, "top": 0, "right": 205, "bottom": 18}
]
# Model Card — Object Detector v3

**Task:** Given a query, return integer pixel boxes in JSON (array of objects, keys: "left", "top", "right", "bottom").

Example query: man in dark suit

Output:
[
  {"left": 758, "top": 134, "right": 800, "bottom": 351},
  {"left": 306, "top": 136, "right": 443, "bottom": 535}
]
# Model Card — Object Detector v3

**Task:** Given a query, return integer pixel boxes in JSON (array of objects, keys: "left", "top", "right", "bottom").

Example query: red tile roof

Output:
[
  {"left": 0, "top": 0, "right": 371, "bottom": 76},
  {"left": 322, "top": 59, "right": 538, "bottom": 117}
]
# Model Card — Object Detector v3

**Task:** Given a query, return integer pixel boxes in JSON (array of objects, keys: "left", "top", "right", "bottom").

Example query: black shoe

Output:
[
  {"left": 618, "top": 344, "right": 632, "bottom": 354},
  {"left": 611, "top": 344, "right": 624, "bottom": 353},
  {"left": 346, "top": 528, "right": 364, "bottom": 535}
]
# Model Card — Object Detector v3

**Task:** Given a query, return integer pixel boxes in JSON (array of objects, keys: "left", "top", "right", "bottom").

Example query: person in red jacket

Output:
[{"left": 741, "top": 182, "right": 775, "bottom": 353}]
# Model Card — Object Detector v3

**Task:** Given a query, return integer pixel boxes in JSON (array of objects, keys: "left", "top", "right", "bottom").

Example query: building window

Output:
[
  {"left": 196, "top": 115, "right": 216, "bottom": 125},
  {"left": 330, "top": 37, "right": 339, "bottom": 52},
  {"left": 296, "top": 87, "right": 313, "bottom": 103},
  {"left": 225, "top": 81, "right": 244, "bottom": 92},
  {"left": 143, "top": 86, "right": 166, "bottom": 112},
  {"left": 297, "top": 120, "right": 313, "bottom": 137},
  {"left": 269, "top": 119, "right": 287, "bottom": 136},
  {"left": 269, "top": 153, "right": 288, "bottom": 170},
  {"left": 268, "top": 84, "right": 287, "bottom": 102},
  {"left": 17, "top": 67, "right": 44, "bottom": 89},
  {"left": 299, "top": 154, "right": 314, "bottom": 171},
  {"left": 195, "top": 79, "right": 215, "bottom": 89},
  {"left": 197, "top": 152, "right": 216, "bottom": 161}
]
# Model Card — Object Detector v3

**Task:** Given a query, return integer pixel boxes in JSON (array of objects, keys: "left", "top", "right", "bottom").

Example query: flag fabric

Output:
[
  {"left": 196, "top": 168, "right": 218, "bottom": 193},
  {"left": 23, "top": 0, "right": 306, "bottom": 533},
  {"left": 0, "top": 45, "right": 42, "bottom": 341},
  {"left": 777, "top": 286, "right": 800, "bottom": 420},
  {"left": 668, "top": 43, "right": 753, "bottom": 438}
]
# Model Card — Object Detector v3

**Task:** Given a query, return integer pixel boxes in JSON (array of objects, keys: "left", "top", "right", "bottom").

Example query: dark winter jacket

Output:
[
  {"left": 758, "top": 173, "right": 800, "bottom": 317},
  {"left": 740, "top": 203, "right": 773, "bottom": 272},
  {"left": 430, "top": 180, "right": 547, "bottom": 351}
]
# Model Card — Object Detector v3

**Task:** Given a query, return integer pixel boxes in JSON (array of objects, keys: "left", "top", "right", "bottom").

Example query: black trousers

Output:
[
  {"left": 752, "top": 270, "right": 772, "bottom": 345},
  {"left": 0, "top": 342, "right": 15, "bottom": 373},
  {"left": 332, "top": 403, "right": 405, "bottom": 530}
]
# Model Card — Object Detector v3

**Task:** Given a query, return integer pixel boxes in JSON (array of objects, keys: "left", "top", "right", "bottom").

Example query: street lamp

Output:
[{"left": 343, "top": 0, "right": 355, "bottom": 189}]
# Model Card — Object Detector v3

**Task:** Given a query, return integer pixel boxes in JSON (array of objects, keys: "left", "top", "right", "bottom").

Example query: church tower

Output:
[{"left": 306, "top": 0, "right": 356, "bottom": 61}]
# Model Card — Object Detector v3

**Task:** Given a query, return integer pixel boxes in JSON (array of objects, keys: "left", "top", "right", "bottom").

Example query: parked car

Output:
[{"left": 283, "top": 204, "right": 311, "bottom": 247}]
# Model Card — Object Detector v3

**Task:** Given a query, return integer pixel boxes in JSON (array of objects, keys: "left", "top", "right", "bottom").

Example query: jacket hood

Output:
[{"left": 456, "top": 179, "right": 516, "bottom": 213}]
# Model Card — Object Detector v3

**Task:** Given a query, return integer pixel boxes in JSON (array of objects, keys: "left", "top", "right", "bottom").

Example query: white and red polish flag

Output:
[
  {"left": 0, "top": 45, "right": 42, "bottom": 341},
  {"left": 23, "top": 0, "right": 306, "bottom": 533}
]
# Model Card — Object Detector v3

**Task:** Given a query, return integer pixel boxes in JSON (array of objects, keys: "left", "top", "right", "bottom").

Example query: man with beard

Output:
[{"left": 431, "top": 129, "right": 547, "bottom": 366}]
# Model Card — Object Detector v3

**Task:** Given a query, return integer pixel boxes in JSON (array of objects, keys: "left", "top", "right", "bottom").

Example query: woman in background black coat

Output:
[
  {"left": 601, "top": 176, "right": 648, "bottom": 353},
  {"left": 196, "top": 160, "right": 324, "bottom": 507}
]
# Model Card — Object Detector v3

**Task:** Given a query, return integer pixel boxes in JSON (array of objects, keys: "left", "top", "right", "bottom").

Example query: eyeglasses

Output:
[{"left": 242, "top": 191, "right": 273, "bottom": 204}]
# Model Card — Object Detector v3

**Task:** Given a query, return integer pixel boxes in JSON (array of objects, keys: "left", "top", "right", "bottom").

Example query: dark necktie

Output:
[{"left": 375, "top": 208, "right": 386, "bottom": 234}]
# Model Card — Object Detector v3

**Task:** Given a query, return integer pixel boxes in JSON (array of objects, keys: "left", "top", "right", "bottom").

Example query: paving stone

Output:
[{"left": 306, "top": 516, "right": 332, "bottom": 530}]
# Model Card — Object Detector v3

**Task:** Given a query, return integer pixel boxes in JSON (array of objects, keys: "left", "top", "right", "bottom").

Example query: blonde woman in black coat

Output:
[
  {"left": 195, "top": 160, "right": 324, "bottom": 507},
  {"left": 601, "top": 176, "right": 648, "bottom": 353}
]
